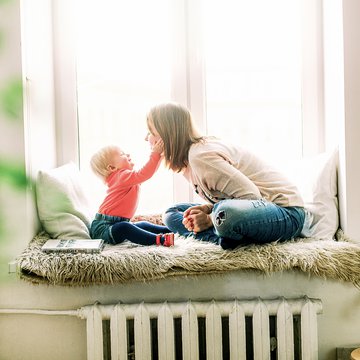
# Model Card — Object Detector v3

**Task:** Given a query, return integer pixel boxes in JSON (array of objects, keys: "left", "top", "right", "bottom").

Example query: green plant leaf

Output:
[
  {"left": 0, "top": 78, "right": 23, "bottom": 121},
  {"left": 0, "top": 30, "right": 4, "bottom": 52},
  {"left": 0, "top": 0, "right": 14, "bottom": 5},
  {"left": 0, "top": 158, "right": 29, "bottom": 189}
]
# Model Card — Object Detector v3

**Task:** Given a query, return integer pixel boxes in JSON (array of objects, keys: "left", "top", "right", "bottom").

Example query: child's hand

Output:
[{"left": 152, "top": 139, "right": 164, "bottom": 154}]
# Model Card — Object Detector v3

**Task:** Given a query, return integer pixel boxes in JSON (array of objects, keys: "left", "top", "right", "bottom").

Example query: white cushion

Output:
[
  {"left": 36, "top": 163, "right": 93, "bottom": 239},
  {"left": 36, "top": 154, "right": 339, "bottom": 241},
  {"left": 308, "top": 149, "right": 339, "bottom": 239},
  {"left": 287, "top": 149, "right": 339, "bottom": 240}
]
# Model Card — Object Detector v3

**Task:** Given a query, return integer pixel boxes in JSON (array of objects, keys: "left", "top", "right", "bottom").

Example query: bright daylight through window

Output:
[{"left": 76, "top": 0, "right": 304, "bottom": 214}]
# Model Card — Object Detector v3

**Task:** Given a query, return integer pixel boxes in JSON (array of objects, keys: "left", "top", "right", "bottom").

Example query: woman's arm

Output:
[
  {"left": 183, "top": 148, "right": 262, "bottom": 233},
  {"left": 183, "top": 204, "right": 214, "bottom": 233},
  {"left": 192, "top": 151, "right": 262, "bottom": 200},
  {"left": 117, "top": 139, "right": 164, "bottom": 186}
]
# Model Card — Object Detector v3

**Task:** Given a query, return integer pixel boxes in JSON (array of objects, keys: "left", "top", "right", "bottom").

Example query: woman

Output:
[{"left": 145, "top": 102, "right": 311, "bottom": 249}]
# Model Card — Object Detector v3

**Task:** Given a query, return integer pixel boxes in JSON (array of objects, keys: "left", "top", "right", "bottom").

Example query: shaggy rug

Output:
[{"left": 17, "top": 228, "right": 360, "bottom": 287}]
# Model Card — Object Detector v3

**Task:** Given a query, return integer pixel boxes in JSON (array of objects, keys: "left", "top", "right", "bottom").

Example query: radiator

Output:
[{"left": 79, "top": 296, "right": 322, "bottom": 360}]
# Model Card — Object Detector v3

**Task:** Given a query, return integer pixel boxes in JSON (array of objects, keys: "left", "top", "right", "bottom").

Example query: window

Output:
[
  {"left": 76, "top": 0, "right": 174, "bottom": 213},
  {"left": 203, "top": 0, "right": 303, "bottom": 165},
  {"left": 72, "top": 0, "right": 324, "bottom": 214}
]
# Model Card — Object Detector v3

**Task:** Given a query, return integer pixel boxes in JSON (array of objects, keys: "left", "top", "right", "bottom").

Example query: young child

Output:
[{"left": 90, "top": 140, "right": 174, "bottom": 247}]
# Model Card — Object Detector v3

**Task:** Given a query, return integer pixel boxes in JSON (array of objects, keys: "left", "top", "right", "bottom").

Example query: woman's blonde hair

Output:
[
  {"left": 90, "top": 145, "right": 120, "bottom": 180},
  {"left": 147, "top": 103, "right": 204, "bottom": 172}
]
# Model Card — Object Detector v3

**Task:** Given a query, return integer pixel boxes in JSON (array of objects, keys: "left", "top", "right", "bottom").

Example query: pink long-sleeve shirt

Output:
[{"left": 98, "top": 152, "right": 161, "bottom": 219}]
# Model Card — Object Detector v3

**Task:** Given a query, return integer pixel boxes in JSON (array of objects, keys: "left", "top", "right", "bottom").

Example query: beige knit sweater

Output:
[{"left": 183, "top": 137, "right": 304, "bottom": 207}]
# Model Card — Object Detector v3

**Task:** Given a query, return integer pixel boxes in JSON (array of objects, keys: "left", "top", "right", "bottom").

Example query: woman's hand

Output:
[{"left": 182, "top": 204, "right": 214, "bottom": 233}]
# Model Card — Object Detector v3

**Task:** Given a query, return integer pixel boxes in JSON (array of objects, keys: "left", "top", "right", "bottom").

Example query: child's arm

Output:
[
  {"left": 118, "top": 139, "right": 164, "bottom": 186},
  {"left": 151, "top": 138, "right": 164, "bottom": 155}
]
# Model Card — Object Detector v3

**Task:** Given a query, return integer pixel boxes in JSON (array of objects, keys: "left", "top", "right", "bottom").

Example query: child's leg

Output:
[
  {"left": 110, "top": 221, "right": 167, "bottom": 246},
  {"left": 132, "top": 221, "right": 169, "bottom": 234}
]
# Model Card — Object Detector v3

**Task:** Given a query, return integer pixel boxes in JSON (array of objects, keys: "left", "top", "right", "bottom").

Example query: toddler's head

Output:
[{"left": 90, "top": 145, "right": 133, "bottom": 180}]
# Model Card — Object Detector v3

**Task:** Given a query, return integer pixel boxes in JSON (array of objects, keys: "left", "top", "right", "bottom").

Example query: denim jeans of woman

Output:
[{"left": 163, "top": 199, "right": 306, "bottom": 249}]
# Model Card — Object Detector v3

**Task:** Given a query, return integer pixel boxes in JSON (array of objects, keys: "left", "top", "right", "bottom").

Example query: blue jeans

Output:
[
  {"left": 163, "top": 199, "right": 306, "bottom": 249},
  {"left": 90, "top": 213, "right": 170, "bottom": 245}
]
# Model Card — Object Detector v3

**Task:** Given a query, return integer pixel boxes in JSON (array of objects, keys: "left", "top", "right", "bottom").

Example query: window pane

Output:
[
  {"left": 76, "top": 0, "right": 173, "bottom": 214},
  {"left": 203, "top": 0, "right": 303, "bottom": 168}
]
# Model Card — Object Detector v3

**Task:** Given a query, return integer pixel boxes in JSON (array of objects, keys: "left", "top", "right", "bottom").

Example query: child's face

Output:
[
  {"left": 109, "top": 148, "right": 134, "bottom": 171},
  {"left": 146, "top": 120, "right": 161, "bottom": 146}
]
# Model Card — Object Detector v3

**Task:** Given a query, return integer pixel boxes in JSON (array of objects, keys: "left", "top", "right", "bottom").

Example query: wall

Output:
[
  {"left": 0, "top": 0, "right": 57, "bottom": 356},
  {"left": 338, "top": 0, "right": 360, "bottom": 241},
  {"left": 0, "top": 0, "right": 32, "bottom": 275},
  {"left": 0, "top": 0, "right": 360, "bottom": 359},
  {"left": 1, "top": 271, "right": 360, "bottom": 359},
  {"left": 0, "top": 0, "right": 56, "bottom": 268}
]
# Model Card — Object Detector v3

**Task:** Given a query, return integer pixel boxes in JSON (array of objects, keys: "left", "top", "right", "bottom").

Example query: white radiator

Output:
[{"left": 79, "top": 296, "right": 322, "bottom": 360}]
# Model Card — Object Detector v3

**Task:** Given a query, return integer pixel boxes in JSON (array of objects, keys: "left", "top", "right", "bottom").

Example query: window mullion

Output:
[
  {"left": 171, "top": 0, "right": 188, "bottom": 106},
  {"left": 171, "top": 0, "right": 206, "bottom": 204},
  {"left": 186, "top": 0, "right": 207, "bottom": 134},
  {"left": 52, "top": 0, "right": 79, "bottom": 166},
  {"left": 301, "top": 0, "right": 325, "bottom": 156}
]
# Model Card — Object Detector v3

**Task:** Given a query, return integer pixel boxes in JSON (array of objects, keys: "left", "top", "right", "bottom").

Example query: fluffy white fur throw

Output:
[{"left": 17, "top": 229, "right": 360, "bottom": 287}]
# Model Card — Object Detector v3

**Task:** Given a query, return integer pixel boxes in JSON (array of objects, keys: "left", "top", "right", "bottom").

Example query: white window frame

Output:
[
  {"left": 53, "top": 0, "right": 325, "bottom": 202},
  {"left": 19, "top": 0, "right": 360, "bottom": 242},
  {"left": 51, "top": 0, "right": 78, "bottom": 166},
  {"left": 301, "top": 0, "right": 325, "bottom": 156}
]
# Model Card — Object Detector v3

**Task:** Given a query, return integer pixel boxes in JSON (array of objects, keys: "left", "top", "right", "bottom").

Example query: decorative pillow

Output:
[
  {"left": 307, "top": 149, "right": 339, "bottom": 239},
  {"left": 288, "top": 148, "right": 339, "bottom": 240},
  {"left": 36, "top": 163, "right": 94, "bottom": 239}
]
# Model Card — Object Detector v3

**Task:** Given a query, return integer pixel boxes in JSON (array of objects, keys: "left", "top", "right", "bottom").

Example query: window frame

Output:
[{"left": 53, "top": 0, "right": 326, "bottom": 203}]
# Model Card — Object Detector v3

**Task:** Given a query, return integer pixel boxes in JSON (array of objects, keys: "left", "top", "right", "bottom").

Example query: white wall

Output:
[
  {"left": 0, "top": 0, "right": 33, "bottom": 273},
  {"left": 338, "top": 0, "right": 360, "bottom": 241},
  {"left": 1, "top": 271, "right": 360, "bottom": 359},
  {"left": 0, "top": 0, "right": 57, "bottom": 267},
  {"left": 322, "top": 0, "right": 360, "bottom": 243},
  {"left": 0, "top": 1, "right": 360, "bottom": 359}
]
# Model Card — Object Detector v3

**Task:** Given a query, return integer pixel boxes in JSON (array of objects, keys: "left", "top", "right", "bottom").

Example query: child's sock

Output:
[{"left": 156, "top": 233, "right": 175, "bottom": 247}]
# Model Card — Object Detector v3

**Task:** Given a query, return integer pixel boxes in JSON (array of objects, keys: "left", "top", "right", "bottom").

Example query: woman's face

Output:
[{"left": 145, "top": 119, "right": 161, "bottom": 146}]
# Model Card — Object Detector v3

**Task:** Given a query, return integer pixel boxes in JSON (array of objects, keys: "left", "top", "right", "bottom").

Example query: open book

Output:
[{"left": 41, "top": 239, "right": 105, "bottom": 254}]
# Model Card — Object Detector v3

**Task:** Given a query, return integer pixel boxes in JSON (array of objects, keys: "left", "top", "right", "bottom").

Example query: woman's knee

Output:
[
  {"left": 163, "top": 203, "right": 194, "bottom": 215},
  {"left": 162, "top": 209, "right": 175, "bottom": 228},
  {"left": 212, "top": 199, "right": 268, "bottom": 228},
  {"left": 212, "top": 200, "right": 253, "bottom": 238},
  {"left": 212, "top": 204, "right": 233, "bottom": 237},
  {"left": 162, "top": 203, "right": 196, "bottom": 226}
]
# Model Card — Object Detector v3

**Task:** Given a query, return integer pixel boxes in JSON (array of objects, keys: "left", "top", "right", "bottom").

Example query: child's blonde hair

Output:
[
  {"left": 90, "top": 145, "right": 120, "bottom": 180},
  {"left": 147, "top": 103, "right": 203, "bottom": 172}
]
